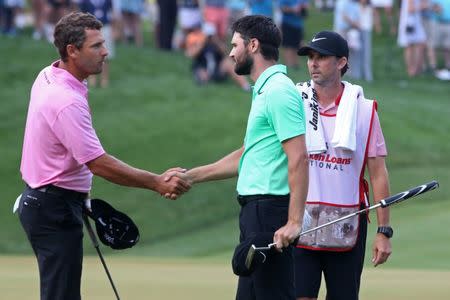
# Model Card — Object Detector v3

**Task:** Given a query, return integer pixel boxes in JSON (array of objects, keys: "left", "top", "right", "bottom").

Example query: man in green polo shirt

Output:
[{"left": 169, "top": 15, "right": 308, "bottom": 299}]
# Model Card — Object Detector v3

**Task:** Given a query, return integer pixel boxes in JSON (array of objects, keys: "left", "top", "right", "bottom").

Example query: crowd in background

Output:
[{"left": 0, "top": 0, "right": 449, "bottom": 87}]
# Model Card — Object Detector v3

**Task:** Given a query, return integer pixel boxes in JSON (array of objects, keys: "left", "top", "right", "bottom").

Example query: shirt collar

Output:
[
  {"left": 319, "top": 83, "right": 344, "bottom": 112},
  {"left": 252, "top": 64, "right": 287, "bottom": 96},
  {"left": 334, "top": 83, "right": 344, "bottom": 106},
  {"left": 50, "top": 60, "right": 88, "bottom": 97}
]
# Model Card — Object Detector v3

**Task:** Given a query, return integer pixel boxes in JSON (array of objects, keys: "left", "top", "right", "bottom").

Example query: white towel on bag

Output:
[
  {"left": 296, "top": 81, "right": 327, "bottom": 154},
  {"left": 297, "top": 80, "right": 362, "bottom": 153},
  {"left": 331, "top": 81, "right": 362, "bottom": 151}
]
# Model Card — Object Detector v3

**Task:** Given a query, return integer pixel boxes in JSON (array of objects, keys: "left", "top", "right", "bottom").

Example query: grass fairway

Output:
[{"left": 2, "top": 256, "right": 450, "bottom": 299}]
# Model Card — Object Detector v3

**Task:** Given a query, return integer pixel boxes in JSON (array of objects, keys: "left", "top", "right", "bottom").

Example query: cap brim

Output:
[{"left": 297, "top": 45, "right": 336, "bottom": 56}]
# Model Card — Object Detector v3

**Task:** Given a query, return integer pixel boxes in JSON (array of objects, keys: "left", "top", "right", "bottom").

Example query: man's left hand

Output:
[{"left": 372, "top": 234, "right": 392, "bottom": 267}]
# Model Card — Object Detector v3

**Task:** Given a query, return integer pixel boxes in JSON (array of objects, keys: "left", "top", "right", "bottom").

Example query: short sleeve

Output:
[
  {"left": 367, "top": 111, "right": 387, "bottom": 157},
  {"left": 266, "top": 84, "right": 306, "bottom": 142}
]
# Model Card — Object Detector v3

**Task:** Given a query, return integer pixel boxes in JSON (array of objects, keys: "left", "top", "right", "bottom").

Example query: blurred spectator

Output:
[
  {"left": 110, "top": 0, "right": 124, "bottom": 43},
  {"left": 79, "top": 0, "right": 114, "bottom": 87},
  {"left": 432, "top": 0, "right": 450, "bottom": 79},
  {"left": 156, "top": 0, "right": 177, "bottom": 50},
  {"left": 1, "top": 0, "right": 8, "bottom": 34},
  {"left": 31, "top": 0, "right": 48, "bottom": 40},
  {"left": 435, "top": 68, "right": 450, "bottom": 80},
  {"left": 203, "top": 0, "right": 229, "bottom": 41},
  {"left": 279, "top": 0, "right": 308, "bottom": 69},
  {"left": 371, "top": 0, "right": 396, "bottom": 35},
  {"left": 343, "top": 0, "right": 374, "bottom": 81},
  {"left": 333, "top": 0, "right": 349, "bottom": 35},
  {"left": 227, "top": 0, "right": 247, "bottom": 27},
  {"left": 314, "top": 0, "right": 334, "bottom": 11},
  {"left": 0, "top": 1, "right": 3, "bottom": 32},
  {"left": 343, "top": 0, "right": 363, "bottom": 79},
  {"left": 248, "top": 0, "right": 274, "bottom": 17},
  {"left": 47, "top": 0, "right": 73, "bottom": 42},
  {"left": 2, "top": 0, "right": 25, "bottom": 36},
  {"left": 177, "top": 0, "right": 201, "bottom": 48},
  {"left": 122, "top": 0, "right": 144, "bottom": 47},
  {"left": 184, "top": 23, "right": 250, "bottom": 90},
  {"left": 359, "top": 0, "right": 374, "bottom": 81},
  {"left": 422, "top": 0, "right": 438, "bottom": 72},
  {"left": 397, "top": 0, "right": 427, "bottom": 77}
]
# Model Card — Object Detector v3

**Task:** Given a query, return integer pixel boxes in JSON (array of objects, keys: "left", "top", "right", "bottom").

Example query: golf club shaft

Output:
[
  {"left": 252, "top": 243, "right": 277, "bottom": 251},
  {"left": 299, "top": 205, "right": 375, "bottom": 237},
  {"left": 94, "top": 246, "right": 120, "bottom": 300},
  {"left": 299, "top": 180, "right": 439, "bottom": 237},
  {"left": 83, "top": 214, "right": 121, "bottom": 300},
  {"left": 246, "top": 181, "right": 439, "bottom": 269}
]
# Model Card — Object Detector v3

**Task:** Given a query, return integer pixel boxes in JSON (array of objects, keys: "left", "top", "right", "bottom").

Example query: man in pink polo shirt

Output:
[
  {"left": 294, "top": 31, "right": 392, "bottom": 300},
  {"left": 18, "top": 12, "right": 190, "bottom": 300}
]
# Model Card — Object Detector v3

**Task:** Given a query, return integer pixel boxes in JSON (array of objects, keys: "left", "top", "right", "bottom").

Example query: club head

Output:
[
  {"left": 245, "top": 245, "right": 256, "bottom": 269},
  {"left": 244, "top": 243, "right": 276, "bottom": 269},
  {"left": 232, "top": 233, "right": 277, "bottom": 276}
]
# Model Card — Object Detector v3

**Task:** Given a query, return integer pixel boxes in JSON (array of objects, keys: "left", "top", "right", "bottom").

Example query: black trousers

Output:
[
  {"left": 236, "top": 194, "right": 295, "bottom": 300},
  {"left": 294, "top": 213, "right": 368, "bottom": 300},
  {"left": 157, "top": 0, "right": 177, "bottom": 50},
  {"left": 18, "top": 185, "right": 87, "bottom": 300}
]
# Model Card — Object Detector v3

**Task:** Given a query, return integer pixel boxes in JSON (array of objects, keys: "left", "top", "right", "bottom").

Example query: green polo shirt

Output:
[{"left": 237, "top": 64, "right": 305, "bottom": 195}]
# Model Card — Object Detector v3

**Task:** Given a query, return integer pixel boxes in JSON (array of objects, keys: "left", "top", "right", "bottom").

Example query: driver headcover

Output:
[{"left": 86, "top": 198, "right": 140, "bottom": 250}]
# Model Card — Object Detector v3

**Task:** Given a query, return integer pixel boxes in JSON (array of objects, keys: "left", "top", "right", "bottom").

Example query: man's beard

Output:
[{"left": 234, "top": 54, "right": 253, "bottom": 75}]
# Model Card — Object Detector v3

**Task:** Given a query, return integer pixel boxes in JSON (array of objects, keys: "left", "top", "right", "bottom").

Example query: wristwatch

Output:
[{"left": 377, "top": 226, "right": 394, "bottom": 238}]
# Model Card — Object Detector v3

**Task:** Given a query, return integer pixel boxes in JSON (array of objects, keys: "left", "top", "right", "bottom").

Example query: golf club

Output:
[
  {"left": 83, "top": 213, "right": 121, "bottom": 300},
  {"left": 245, "top": 180, "right": 439, "bottom": 269},
  {"left": 244, "top": 243, "right": 276, "bottom": 270}
]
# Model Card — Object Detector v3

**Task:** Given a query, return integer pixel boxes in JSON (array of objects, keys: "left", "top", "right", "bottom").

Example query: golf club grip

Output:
[{"left": 380, "top": 180, "right": 439, "bottom": 208}]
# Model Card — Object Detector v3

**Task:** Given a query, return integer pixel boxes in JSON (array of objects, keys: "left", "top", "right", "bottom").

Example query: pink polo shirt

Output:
[
  {"left": 20, "top": 61, "right": 105, "bottom": 193},
  {"left": 320, "top": 87, "right": 387, "bottom": 158}
]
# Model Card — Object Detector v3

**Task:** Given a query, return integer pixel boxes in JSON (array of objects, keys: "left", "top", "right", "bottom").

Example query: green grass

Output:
[
  {"left": 1, "top": 9, "right": 449, "bottom": 274},
  {"left": 2, "top": 256, "right": 450, "bottom": 299}
]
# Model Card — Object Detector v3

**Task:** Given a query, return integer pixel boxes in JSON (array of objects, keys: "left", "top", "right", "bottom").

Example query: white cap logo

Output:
[{"left": 312, "top": 37, "right": 327, "bottom": 43}]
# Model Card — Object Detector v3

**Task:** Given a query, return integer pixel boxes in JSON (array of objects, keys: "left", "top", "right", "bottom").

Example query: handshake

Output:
[
  {"left": 146, "top": 146, "right": 241, "bottom": 200},
  {"left": 156, "top": 167, "right": 194, "bottom": 200}
]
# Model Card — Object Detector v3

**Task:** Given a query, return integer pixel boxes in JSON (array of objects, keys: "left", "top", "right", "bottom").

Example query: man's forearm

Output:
[
  {"left": 87, "top": 153, "right": 159, "bottom": 190},
  {"left": 287, "top": 154, "right": 309, "bottom": 226},
  {"left": 372, "top": 174, "right": 391, "bottom": 226},
  {"left": 282, "top": 135, "right": 309, "bottom": 227},
  {"left": 368, "top": 157, "right": 391, "bottom": 226},
  {"left": 187, "top": 147, "right": 243, "bottom": 184}
]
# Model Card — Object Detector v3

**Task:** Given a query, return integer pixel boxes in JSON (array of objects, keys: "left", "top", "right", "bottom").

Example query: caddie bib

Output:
[{"left": 298, "top": 97, "right": 376, "bottom": 251}]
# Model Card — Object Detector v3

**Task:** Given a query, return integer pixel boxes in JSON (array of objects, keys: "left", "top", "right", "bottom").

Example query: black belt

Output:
[
  {"left": 26, "top": 184, "right": 88, "bottom": 200},
  {"left": 237, "top": 194, "right": 290, "bottom": 206}
]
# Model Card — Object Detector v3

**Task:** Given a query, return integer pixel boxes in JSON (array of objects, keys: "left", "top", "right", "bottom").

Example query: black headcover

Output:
[
  {"left": 232, "top": 232, "right": 276, "bottom": 276},
  {"left": 86, "top": 198, "right": 140, "bottom": 250}
]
